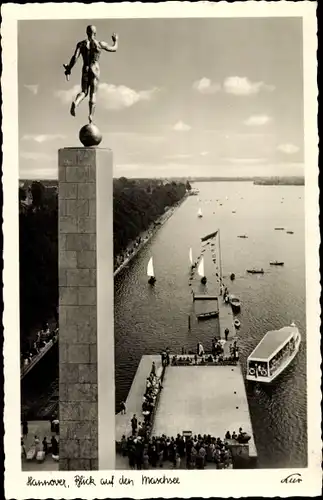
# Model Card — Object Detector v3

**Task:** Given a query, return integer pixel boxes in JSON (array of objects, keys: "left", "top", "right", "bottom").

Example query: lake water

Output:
[{"left": 114, "top": 181, "right": 307, "bottom": 468}]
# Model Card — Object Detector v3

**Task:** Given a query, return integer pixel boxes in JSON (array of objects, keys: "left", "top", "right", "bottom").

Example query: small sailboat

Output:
[
  {"left": 147, "top": 257, "right": 156, "bottom": 285},
  {"left": 197, "top": 208, "right": 203, "bottom": 218},
  {"left": 189, "top": 248, "right": 196, "bottom": 269},
  {"left": 197, "top": 256, "right": 207, "bottom": 284}
]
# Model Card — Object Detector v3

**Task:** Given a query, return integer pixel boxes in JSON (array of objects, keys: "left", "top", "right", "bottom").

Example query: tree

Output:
[{"left": 30, "top": 181, "right": 45, "bottom": 209}]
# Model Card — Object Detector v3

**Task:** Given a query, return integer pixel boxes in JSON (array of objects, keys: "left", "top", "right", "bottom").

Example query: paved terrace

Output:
[{"left": 152, "top": 364, "right": 257, "bottom": 460}]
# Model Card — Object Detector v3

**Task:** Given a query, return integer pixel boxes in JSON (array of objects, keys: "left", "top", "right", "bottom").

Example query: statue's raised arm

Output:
[{"left": 100, "top": 33, "right": 119, "bottom": 52}]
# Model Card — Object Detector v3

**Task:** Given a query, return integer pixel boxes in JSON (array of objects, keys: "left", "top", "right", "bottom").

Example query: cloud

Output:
[
  {"left": 19, "top": 167, "right": 58, "bottom": 180},
  {"left": 173, "top": 121, "right": 191, "bottom": 132},
  {"left": 164, "top": 154, "right": 192, "bottom": 160},
  {"left": 244, "top": 115, "right": 272, "bottom": 126},
  {"left": 98, "top": 84, "right": 159, "bottom": 110},
  {"left": 193, "top": 77, "right": 220, "bottom": 94},
  {"left": 55, "top": 84, "right": 160, "bottom": 110},
  {"left": 20, "top": 151, "right": 54, "bottom": 161},
  {"left": 54, "top": 85, "right": 79, "bottom": 104},
  {"left": 24, "top": 84, "right": 39, "bottom": 95},
  {"left": 277, "top": 143, "right": 300, "bottom": 154},
  {"left": 108, "top": 132, "right": 165, "bottom": 144},
  {"left": 224, "top": 158, "right": 268, "bottom": 164},
  {"left": 224, "top": 77, "right": 275, "bottom": 96},
  {"left": 22, "top": 134, "right": 66, "bottom": 143}
]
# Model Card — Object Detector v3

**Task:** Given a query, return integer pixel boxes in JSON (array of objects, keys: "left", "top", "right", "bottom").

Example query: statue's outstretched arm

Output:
[
  {"left": 63, "top": 43, "right": 81, "bottom": 79},
  {"left": 100, "top": 33, "right": 118, "bottom": 52}
]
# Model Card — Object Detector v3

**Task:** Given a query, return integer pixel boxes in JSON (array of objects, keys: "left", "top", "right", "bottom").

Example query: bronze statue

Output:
[{"left": 63, "top": 25, "right": 118, "bottom": 124}]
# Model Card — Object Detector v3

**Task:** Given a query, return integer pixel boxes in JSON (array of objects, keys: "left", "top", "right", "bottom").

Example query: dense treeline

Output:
[
  {"left": 19, "top": 177, "right": 187, "bottom": 344},
  {"left": 254, "top": 176, "right": 304, "bottom": 185},
  {"left": 113, "top": 177, "right": 186, "bottom": 257},
  {"left": 19, "top": 182, "right": 58, "bottom": 350}
]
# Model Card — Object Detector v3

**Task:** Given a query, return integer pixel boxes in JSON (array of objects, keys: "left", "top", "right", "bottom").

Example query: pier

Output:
[{"left": 116, "top": 352, "right": 257, "bottom": 467}]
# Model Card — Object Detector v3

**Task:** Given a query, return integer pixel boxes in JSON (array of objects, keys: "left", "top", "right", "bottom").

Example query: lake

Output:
[{"left": 114, "top": 181, "right": 306, "bottom": 468}]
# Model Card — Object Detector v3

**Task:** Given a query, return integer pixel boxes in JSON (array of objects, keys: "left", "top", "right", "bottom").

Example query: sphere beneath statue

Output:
[{"left": 79, "top": 123, "right": 102, "bottom": 147}]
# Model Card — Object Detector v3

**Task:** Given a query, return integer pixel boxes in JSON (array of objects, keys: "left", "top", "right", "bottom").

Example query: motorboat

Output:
[
  {"left": 286, "top": 231, "right": 294, "bottom": 234},
  {"left": 270, "top": 261, "right": 284, "bottom": 266},
  {"left": 246, "top": 268, "right": 264, "bottom": 274},
  {"left": 238, "top": 235, "right": 248, "bottom": 239},
  {"left": 274, "top": 227, "right": 285, "bottom": 230},
  {"left": 229, "top": 296, "right": 241, "bottom": 311},
  {"left": 197, "top": 208, "right": 203, "bottom": 218},
  {"left": 246, "top": 323, "right": 301, "bottom": 382},
  {"left": 234, "top": 319, "right": 241, "bottom": 328}
]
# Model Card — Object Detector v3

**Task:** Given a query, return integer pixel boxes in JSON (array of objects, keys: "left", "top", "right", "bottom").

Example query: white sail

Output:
[
  {"left": 197, "top": 257, "right": 205, "bottom": 277},
  {"left": 147, "top": 257, "right": 154, "bottom": 277},
  {"left": 198, "top": 208, "right": 203, "bottom": 217},
  {"left": 189, "top": 248, "right": 193, "bottom": 265}
]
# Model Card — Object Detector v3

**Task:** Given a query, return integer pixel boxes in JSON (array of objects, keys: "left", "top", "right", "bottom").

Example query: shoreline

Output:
[{"left": 114, "top": 193, "right": 189, "bottom": 278}]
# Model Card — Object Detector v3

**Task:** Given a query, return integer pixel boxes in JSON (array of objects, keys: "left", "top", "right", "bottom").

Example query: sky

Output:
[{"left": 18, "top": 17, "right": 304, "bottom": 179}]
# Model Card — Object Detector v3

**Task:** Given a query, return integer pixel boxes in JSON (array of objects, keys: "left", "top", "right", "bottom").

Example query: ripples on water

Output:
[{"left": 114, "top": 182, "right": 307, "bottom": 467}]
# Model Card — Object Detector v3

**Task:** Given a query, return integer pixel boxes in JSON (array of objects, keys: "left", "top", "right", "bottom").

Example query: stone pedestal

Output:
[{"left": 58, "top": 148, "right": 114, "bottom": 470}]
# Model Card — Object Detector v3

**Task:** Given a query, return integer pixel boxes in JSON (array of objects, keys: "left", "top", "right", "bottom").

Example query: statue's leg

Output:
[
  {"left": 70, "top": 73, "right": 89, "bottom": 117},
  {"left": 88, "top": 77, "right": 98, "bottom": 123}
]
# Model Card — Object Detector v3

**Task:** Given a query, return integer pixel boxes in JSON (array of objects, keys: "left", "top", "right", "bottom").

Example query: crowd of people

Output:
[
  {"left": 170, "top": 338, "right": 239, "bottom": 366},
  {"left": 21, "top": 325, "right": 58, "bottom": 370},
  {"left": 21, "top": 418, "right": 59, "bottom": 462},
  {"left": 126, "top": 361, "right": 164, "bottom": 441},
  {"left": 120, "top": 432, "right": 239, "bottom": 469},
  {"left": 114, "top": 235, "right": 143, "bottom": 271}
]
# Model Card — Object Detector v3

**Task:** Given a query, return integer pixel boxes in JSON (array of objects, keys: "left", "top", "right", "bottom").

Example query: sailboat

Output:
[
  {"left": 197, "top": 256, "right": 207, "bottom": 284},
  {"left": 147, "top": 257, "right": 156, "bottom": 285},
  {"left": 189, "top": 248, "right": 196, "bottom": 269},
  {"left": 197, "top": 208, "right": 203, "bottom": 218}
]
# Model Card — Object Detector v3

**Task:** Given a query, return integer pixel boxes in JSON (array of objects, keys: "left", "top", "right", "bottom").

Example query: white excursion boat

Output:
[
  {"left": 246, "top": 323, "right": 301, "bottom": 383},
  {"left": 147, "top": 256, "right": 156, "bottom": 285},
  {"left": 197, "top": 208, "right": 203, "bottom": 218}
]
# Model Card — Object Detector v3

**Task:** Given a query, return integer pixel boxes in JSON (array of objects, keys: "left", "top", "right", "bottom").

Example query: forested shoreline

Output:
[{"left": 19, "top": 177, "right": 188, "bottom": 345}]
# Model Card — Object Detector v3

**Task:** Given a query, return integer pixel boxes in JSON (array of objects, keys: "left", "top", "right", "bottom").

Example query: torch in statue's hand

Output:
[
  {"left": 112, "top": 32, "right": 118, "bottom": 44},
  {"left": 63, "top": 64, "right": 71, "bottom": 81}
]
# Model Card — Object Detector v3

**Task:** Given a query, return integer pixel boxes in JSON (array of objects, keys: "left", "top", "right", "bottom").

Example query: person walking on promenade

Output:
[
  {"left": 151, "top": 361, "right": 156, "bottom": 376},
  {"left": 21, "top": 437, "right": 26, "bottom": 459},
  {"left": 42, "top": 437, "right": 48, "bottom": 455},
  {"left": 131, "top": 414, "right": 138, "bottom": 436},
  {"left": 175, "top": 452, "right": 181, "bottom": 469},
  {"left": 225, "top": 328, "right": 229, "bottom": 341},
  {"left": 120, "top": 400, "right": 126, "bottom": 414},
  {"left": 22, "top": 420, "right": 28, "bottom": 439}
]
